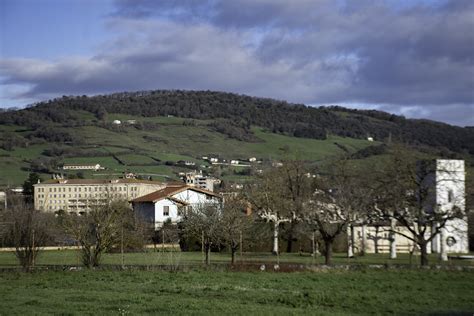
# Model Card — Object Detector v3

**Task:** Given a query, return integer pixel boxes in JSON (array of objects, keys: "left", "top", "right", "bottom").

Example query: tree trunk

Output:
[
  {"left": 390, "top": 218, "right": 397, "bottom": 259},
  {"left": 231, "top": 250, "right": 235, "bottom": 265},
  {"left": 361, "top": 225, "right": 367, "bottom": 255},
  {"left": 324, "top": 239, "right": 333, "bottom": 265},
  {"left": 347, "top": 225, "right": 354, "bottom": 258},
  {"left": 286, "top": 222, "right": 294, "bottom": 253},
  {"left": 272, "top": 221, "right": 279, "bottom": 255},
  {"left": 205, "top": 243, "right": 210, "bottom": 265},
  {"left": 420, "top": 241, "right": 429, "bottom": 266},
  {"left": 311, "top": 231, "right": 316, "bottom": 257},
  {"left": 439, "top": 228, "right": 448, "bottom": 261}
]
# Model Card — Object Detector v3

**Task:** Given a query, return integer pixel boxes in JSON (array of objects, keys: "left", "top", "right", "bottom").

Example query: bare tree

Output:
[
  {"left": 305, "top": 159, "right": 371, "bottom": 265},
  {"left": 181, "top": 203, "right": 222, "bottom": 265},
  {"left": 60, "top": 200, "right": 132, "bottom": 268},
  {"left": 245, "top": 169, "right": 290, "bottom": 255},
  {"left": 373, "top": 148, "right": 466, "bottom": 266},
  {"left": 220, "top": 195, "right": 253, "bottom": 264},
  {"left": 1, "top": 198, "right": 53, "bottom": 271},
  {"left": 279, "top": 160, "right": 314, "bottom": 253}
]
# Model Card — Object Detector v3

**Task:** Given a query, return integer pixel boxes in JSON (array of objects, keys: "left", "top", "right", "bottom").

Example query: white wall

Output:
[
  {"left": 172, "top": 189, "right": 219, "bottom": 207},
  {"left": 436, "top": 160, "right": 468, "bottom": 253},
  {"left": 154, "top": 199, "right": 181, "bottom": 227}
]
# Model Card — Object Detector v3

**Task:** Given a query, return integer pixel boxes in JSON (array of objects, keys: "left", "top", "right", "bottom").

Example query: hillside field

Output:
[{"left": 0, "top": 114, "right": 376, "bottom": 186}]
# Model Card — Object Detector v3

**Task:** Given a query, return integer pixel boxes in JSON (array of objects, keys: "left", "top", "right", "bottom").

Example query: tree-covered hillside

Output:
[{"left": 1, "top": 90, "right": 473, "bottom": 154}]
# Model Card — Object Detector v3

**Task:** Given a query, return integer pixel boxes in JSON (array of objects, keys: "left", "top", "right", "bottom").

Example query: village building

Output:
[
  {"left": 183, "top": 170, "right": 221, "bottom": 192},
  {"left": 34, "top": 178, "right": 165, "bottom": 213},
  {"left": 348, "top": 159, "right": 469, "bottom": 256},
  {"left": 131, "top": 185, "right": 222, "bottom": 229},
  {"left": 62, "top": 164, "right": 104, "bottom": 171}
]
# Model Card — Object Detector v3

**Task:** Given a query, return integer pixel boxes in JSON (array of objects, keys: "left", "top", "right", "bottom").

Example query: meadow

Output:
[{"left": 0, "top": 268, "right": 473, "bottom": 315}]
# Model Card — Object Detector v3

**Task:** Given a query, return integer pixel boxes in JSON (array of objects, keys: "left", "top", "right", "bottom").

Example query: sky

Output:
[{"left": 0, "top": 0, "right": 473, "bottom": 126}]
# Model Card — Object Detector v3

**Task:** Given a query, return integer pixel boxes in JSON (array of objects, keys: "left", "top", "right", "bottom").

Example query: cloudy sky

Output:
[{"left": 1, "top": 0, "right": 473, "bottom": 126}]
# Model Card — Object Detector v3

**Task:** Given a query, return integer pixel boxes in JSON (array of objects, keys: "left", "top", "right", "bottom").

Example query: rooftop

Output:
[
  {"left": 131, "top": 185, "right": 221, "bottom": 203},
  {"left": 35, "top": 179, "right": 165, "bottom": 185}
]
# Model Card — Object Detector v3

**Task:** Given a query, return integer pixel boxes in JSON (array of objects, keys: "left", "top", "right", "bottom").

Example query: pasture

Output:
[{"left": 0, "top": 268, "right": 473, "bottom": 315}]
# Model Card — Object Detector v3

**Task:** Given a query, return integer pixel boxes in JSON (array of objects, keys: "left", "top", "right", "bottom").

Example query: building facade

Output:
[
  {"left": 132, "top": 184, "right": 222, "bottom": 229},
  {"left": 349, "top": 159, "right": 468, "bottom": 255},
  {"left": 34, "top": 179, "right": 165, "bottom": 213},
  {"left": 183, "top": 170, "right": 220, "bottom": 192}
]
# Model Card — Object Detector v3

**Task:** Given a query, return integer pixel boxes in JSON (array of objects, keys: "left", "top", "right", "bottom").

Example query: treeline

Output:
[{"left": 1, "top": 90, "right": 473, "bottom": 154}]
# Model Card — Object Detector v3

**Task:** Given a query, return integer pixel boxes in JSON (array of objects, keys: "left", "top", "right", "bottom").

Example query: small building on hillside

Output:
[
  {"left": 183, "top": 170, "right": 221, "bottom": 192},
  {"left": 131, "top": 185, "right": 222, "bottom": 229},
  {"left": 62, "top": 164, "right": 104, "bottom": 171}
]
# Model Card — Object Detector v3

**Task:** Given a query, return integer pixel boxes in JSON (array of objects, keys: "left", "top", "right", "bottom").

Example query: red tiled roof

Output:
[
  {"left": 131, "top": 185, "right": 221, "bottom": 203},
  {"left": 132, "top": 185, "right": 188, "bottom": 202}
]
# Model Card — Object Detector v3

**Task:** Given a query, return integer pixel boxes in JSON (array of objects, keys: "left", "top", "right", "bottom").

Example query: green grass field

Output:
[{"left": 0, "top": 269, "right": 472, "bottom": 315}]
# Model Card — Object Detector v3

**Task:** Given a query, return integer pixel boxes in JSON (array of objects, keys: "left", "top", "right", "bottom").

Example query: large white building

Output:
[
  {"left": 131, "top": 184, "right": 222, "bottom": 229},
  {"left": 350, "top": 159, "right": 468, "bottom": 256},
  {"left": 34, "top": 179, "right": 165, "bottom": 213}
]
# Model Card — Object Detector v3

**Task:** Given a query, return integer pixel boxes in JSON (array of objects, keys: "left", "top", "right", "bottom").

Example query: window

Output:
[
  {"left": 163, "top": 206, "right": 170, "bottom": 217},
  {"left": 448, "top": 190, "right": 454, "bottom": 203}
]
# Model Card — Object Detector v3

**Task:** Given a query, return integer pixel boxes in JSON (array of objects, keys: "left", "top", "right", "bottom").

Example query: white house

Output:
[{"left": 131, "top": 184, "right": 222, "bottom": 229}]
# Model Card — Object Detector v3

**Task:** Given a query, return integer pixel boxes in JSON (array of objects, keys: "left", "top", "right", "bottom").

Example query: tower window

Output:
[{"left": 448, "top": 190, "right": 454, "bottom": 203}]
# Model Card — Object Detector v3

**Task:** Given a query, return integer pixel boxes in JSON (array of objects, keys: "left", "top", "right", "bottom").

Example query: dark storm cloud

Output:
[{"left": 1, "top": 0, "right": 473, "bottom": 126}]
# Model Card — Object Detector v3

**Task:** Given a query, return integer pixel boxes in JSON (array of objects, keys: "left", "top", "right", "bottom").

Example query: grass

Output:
[
  {"left": 0, "top": 250, "right": 473, "bottom": 268},
  {"left": 0, "top": 269, "right": 472, "bottom": 315}
]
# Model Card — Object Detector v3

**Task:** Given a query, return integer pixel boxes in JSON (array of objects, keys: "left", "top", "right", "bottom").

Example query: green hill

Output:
[{"left": 0, "top": 90, "right": 472, "bottom": 189}]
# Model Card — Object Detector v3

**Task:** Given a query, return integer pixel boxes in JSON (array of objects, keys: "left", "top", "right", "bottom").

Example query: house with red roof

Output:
[{"left": 131, "top": 184, "right": 222, "bottom": 229}]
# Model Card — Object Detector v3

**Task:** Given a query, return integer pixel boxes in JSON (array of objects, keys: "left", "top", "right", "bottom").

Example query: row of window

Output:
[
  {"left": 37, "top": 192, "right": 138, "bottom": 205},
  {"left": 37, "top": 192, "right": 139, "bottom": 199},
  {"left": 37, "top": 186, "right": 140, "bottom": 193}
]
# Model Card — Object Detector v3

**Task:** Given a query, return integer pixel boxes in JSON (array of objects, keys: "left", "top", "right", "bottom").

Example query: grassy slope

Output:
[
  {"left": 0, "top": 114, "right": 375, "bottom": 186},
  {"left": 0, "top": 269, "right": 472, "bottom": 315}
]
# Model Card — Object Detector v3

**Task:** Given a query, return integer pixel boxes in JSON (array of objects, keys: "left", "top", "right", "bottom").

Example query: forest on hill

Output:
[{"left": 1, "top": 90, "right": 473, "bottom": 155}]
